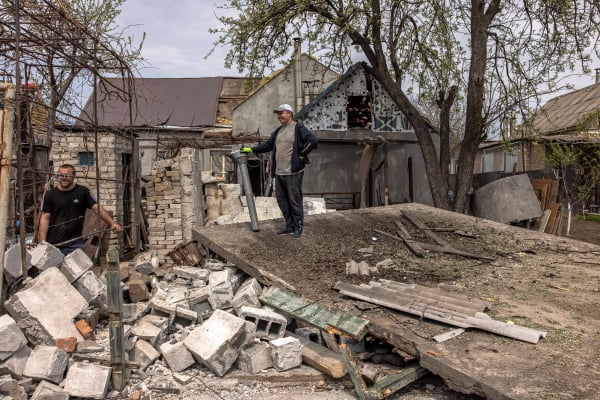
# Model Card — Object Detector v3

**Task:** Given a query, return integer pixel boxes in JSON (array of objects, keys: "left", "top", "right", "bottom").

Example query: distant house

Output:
[
  {"left": 77, "top": 77, "right": 260, "bottom": 176},
  {"left": 235, "top": 61, "right": 439, "bottom": 207},
  {"left": 472, "top": 77, "right": 600, "bottom": 202}
]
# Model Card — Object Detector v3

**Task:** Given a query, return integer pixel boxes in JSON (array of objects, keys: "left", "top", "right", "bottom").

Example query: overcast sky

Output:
[{"left": 115, "top": 0, "right": 237, "bottom": 78}]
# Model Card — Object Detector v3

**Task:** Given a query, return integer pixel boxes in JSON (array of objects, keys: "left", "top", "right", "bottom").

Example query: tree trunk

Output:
[
  {"left": 437, "top": 86, "right": 458, "bottom": 210},
  {"left": 454, "top": 0, "right": 500, "bottom": 213},
  {"left": 375, "top": 72, "right": 448, "bottom": 208}
]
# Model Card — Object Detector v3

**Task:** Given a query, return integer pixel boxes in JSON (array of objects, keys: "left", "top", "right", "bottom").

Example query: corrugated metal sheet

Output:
[
  {"left": 532, "top": 83, "right": 600, "bottom": 134},
  {"left": 77, "top": 77, "right": 223, "bottom": 127}
]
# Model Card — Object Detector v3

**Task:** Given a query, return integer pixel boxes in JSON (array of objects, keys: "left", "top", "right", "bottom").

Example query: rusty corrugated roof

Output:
[
  {"left": 77, "top": 77, "right": 223, "bottom": 127},
  {"left": 532, "top": 82, "right": 600, "bottom": 134}
]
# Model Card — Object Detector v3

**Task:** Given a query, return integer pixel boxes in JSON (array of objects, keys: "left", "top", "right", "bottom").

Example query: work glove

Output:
[{"left": 240, "top": 147, "right": 253, "bottom": 154}]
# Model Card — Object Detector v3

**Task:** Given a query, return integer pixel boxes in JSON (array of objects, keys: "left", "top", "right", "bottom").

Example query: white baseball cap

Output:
[{"left": 273, "top": 104, "right": 294, "bottom": 113}]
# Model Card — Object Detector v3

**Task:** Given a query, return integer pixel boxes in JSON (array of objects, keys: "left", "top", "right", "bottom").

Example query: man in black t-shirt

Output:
[{"left": 39, "top": 164, "right": 122, "bottom": 255}]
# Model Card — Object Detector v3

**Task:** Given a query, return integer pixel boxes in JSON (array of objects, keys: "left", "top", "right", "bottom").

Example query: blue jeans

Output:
[
  {"left": 275, "top": 172, "right": 304, "bottom": 231},
  {"left": 59, "top": 241, "right": 85, "bottom": 256}
]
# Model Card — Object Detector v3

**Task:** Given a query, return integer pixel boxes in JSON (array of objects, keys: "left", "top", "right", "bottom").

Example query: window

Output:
[
  {"left": 504, "top": 151, "right": 519, "bottom": 173},
  {"left": 482, "top": 153, "right": 494, "bottom": 172},
  {"left": 79, "top": 152, "right": 94, "bottom": 166}
]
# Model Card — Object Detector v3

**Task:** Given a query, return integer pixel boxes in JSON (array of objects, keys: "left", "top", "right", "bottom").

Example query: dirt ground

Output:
[
  {"left": 195, "top": 203, "right": 600, "bottom": 399},
  {"left": 565, "top": 216, "right": 600, "bottom": 246}
]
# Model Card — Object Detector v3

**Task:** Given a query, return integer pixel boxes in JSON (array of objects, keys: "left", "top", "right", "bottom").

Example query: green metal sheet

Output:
[{"left": 260, "top": 286, "right": 369, "bottom": 340}]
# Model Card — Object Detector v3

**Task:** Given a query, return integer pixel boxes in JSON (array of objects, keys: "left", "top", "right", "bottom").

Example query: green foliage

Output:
[{"left": 545, "top": 141, "right": 600, "bottom": 205}]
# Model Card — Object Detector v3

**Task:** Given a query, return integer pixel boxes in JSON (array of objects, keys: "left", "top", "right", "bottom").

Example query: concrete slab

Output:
[
  {"left": 4, "top": 267, "right": 87, "bottom": 345},
  {"left": 193, "top": 202, "right": 600, "bottom": 400},
  {"left": 471, "top": 174, "right": 543, "bottom": 223},
  {"left": 159, "top": 340, "right": 195, "bottom": 372}
]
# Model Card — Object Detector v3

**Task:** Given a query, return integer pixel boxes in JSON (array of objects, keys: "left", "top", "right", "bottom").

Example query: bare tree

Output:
[
  {"left": 0, "top": 0, "right": 144, "bottom": 148},
  {"left": 209, "top": 0, "right": 600, "bottom": 211}
]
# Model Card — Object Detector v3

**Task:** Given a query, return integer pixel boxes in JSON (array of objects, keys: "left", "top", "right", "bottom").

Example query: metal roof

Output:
[
  {"left": 532, "top": 82, "right": 600, "bottom": 134},
  {"left": 77, "top": 77, "right": 224, "bottom": 128}
]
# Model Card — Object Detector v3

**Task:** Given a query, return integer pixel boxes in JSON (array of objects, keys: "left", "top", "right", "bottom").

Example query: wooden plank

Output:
[
  {"left": 260, "top": 286, "right": 369, "bottom": 340},
  {"left": 400, "top": 211, "right": 452, "bottom": 248},
  {"left": 287, "top": 331, "right": 347, "bottom": 378},
  {"left": 393, "top": 220, "right": 426, "bottom": 257},
  {"left": 416, "top": 242, "right": 496, "bottom": 261}
]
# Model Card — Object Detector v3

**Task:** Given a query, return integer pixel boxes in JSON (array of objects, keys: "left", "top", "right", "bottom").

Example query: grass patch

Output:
[{"left": 578, "top": 214, "right": 600, "bottom": 222}]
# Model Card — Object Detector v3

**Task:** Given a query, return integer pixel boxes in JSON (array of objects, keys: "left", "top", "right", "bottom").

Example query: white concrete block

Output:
[
  {"left": 4, "top": 267, "right": 87, "bottom": 345},
  {"left": 23, "top": 345, "right": 69, "bottom": 383},
  {"left": 130, "top": 315, "right": 168, "bottom": 346},
  {"left": 183, "top": 309, "right": 248, "bottom": 376},
  {"left": 159, "top": 340, "right": 195, "bottom": 372},
  {"left": 208, "top": 270, "right": 234, "bottom": 309},
  {"left": 30, "top": 241, "right": 64, "bottom": 271},
  {"left": 30, "top": 380, "right": 68, "bottom": 400},
  {"left": 0, "top": 314, "right": 28, "bottom": 360},
  {"left": 270, "top": 336, "right": 302, "bottom": 371},
  {"left": 63, "top": 362, "right": 111, "bottom": 399},
  {"left": 60, "top": 248, "right": 93, "bottom": 283}
]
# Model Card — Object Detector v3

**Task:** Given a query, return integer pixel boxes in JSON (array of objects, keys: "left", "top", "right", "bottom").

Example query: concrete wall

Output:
[{"left": 233, "top": 55, "right": 340, "bottom": 136}]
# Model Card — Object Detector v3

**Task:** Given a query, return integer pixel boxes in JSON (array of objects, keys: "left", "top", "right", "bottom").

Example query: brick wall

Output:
[{"left": 145, "top": 149, "right": 203, "bottom": 258}]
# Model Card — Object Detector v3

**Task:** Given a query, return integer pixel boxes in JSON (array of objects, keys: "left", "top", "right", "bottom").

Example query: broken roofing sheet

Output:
[{"left": 193, "top": 202, "right": 600, "bottom": 400}]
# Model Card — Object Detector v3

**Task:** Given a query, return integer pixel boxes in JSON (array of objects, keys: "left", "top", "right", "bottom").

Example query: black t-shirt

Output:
[{"left": 41, "top": 184, "right": 97, "bottom": 246}]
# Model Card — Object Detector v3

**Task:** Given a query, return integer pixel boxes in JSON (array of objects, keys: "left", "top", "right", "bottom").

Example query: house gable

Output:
[{"left": 296, "top": 63, "right": 416, "bottom": 136}]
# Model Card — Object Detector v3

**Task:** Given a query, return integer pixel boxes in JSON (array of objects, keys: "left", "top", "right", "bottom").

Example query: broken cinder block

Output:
[
  {"left": 3, "top": 243, "right": 32, "bottom": 286},
  {"left": 183, "top": 309, "right": 251, "bottom": 376},
  {"left": 30, "top": 380, "right": 68, "bottom": 400},
  {"left": 73, "top": 270, "right": 106, "bottom": 305},
  {"left": 0, "top": 345, "right": 31, "bottom": 379},
  {"left": 130, "top": 339, "right": 160, "bottom": 371},
  {"left": 208, "top": 270, "right": 234, "bottom": 309},
  {"left": 159, "top": 340, "right": 195, "bottom": 372},
  {"left": 231, "top": 277, "right": 262, "bottom": 314},
  {"left": 237, "top": 341, "right": 272, "bottom": 374},
  {"left": 239, "top": 306, "right": 287, "bottom": 340},
  {"left": 30, "top": 241, "right": 64, "bottom": 271}
]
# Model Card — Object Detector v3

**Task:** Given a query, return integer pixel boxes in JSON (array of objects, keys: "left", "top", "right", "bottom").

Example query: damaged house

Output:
[{"left": 235, "top": 62, "right": 439, "bottom": 208}]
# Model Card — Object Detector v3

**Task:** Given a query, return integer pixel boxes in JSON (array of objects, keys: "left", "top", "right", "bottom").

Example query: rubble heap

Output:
[{"left": 0, "top": 241, "right": 364, "bottom": 399}]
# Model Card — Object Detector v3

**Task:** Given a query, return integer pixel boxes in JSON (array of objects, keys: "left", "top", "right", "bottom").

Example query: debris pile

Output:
[{"left": 2, "top": 240, "right": 385, "bottom": 399}]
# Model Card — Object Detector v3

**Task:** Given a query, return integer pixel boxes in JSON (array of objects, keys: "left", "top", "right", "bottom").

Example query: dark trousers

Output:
[{"left": 275, "top": 172, "right": 304, "bottom": 231}]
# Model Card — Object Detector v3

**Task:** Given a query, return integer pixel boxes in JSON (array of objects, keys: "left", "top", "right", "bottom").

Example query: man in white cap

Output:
[{"left": 241, "top": 104, "right": 317, "bottom": 238}]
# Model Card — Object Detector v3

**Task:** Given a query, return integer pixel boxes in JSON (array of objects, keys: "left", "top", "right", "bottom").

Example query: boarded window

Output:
[{"left": 79, "top": 151, "right": 94, "bottom": 166}]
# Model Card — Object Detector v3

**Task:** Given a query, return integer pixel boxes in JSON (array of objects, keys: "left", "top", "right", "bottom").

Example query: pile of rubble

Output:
[{"left": 0, "top": 240, "right": 357, "bottom": 399}]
